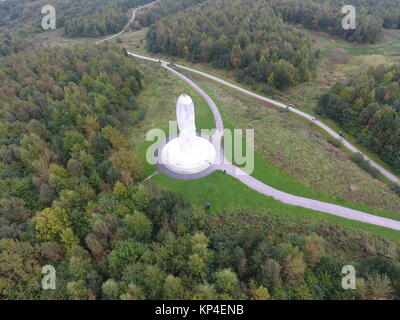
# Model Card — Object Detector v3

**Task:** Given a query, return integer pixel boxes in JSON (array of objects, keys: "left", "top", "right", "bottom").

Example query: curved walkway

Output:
[
  {"left": 221, "top": 163, "right": 400, "bottom": 230},
  {"left": 174, "top": 64, "right": 400, "bottom": 185},
  {"left": 95, "top": 1, "right": 158, "bottom": 44},
  {"left": 98, "top": 3, "right": 400, "bottom": 231}
]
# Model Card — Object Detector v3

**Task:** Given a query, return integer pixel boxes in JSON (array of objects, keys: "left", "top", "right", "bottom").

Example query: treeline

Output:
[
  {"left": 0, "top": 0, "right": 37, "bottom": 27},
  {"left": 136, "top": 0, "right": 208, "bottom": 27},
  {"left": 1, "top": 0, "right": 154, "bottom": 39},
  {"left": 147, "top": 0, "right": 316, "bottom": 90},
  {"left": 268, "top": 0, "right": 384, "bottom": 44},
  {"left": 316, "top": 64, "right": 400, "bottom": 173},
  {"left": 64, "top": 8, "right": 128, "bottom": 38},
  {"left": 341, "top": 0, "right": 400, "bottom": 30},
  {"left": 62, "top": 0, "right": 153, "bottom": 37},
  {"left": 0, "top": 0, "right": 40, "bottom": 57},
  {"left": 0, "top": 31, "right": 31, "bottom": 57},
  {"left": 0, "top": 44, "right": 145, "bottom": 299}
]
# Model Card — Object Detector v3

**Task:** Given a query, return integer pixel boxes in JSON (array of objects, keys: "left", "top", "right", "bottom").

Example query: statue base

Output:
[{"left": 159, "top": 136, "right": 217, "bottom": 175}]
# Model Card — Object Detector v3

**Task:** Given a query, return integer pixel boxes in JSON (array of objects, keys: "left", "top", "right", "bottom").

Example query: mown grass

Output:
[
  {"left": 127, "top": 60, "right": 400, "bottom": 243},
  {"left": 176, "top": 68, "right": 400, "bottom": 215},
  {"left": 120, "top": 26, "right": 400, "bottom": 184},
  {"left": 151, "top": 171, "right": 400, "bottom": 243}
]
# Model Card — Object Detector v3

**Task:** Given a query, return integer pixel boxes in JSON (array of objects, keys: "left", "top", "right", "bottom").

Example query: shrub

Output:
[{"left": 350, "top": 153, "right": 381, "bottom": 180}]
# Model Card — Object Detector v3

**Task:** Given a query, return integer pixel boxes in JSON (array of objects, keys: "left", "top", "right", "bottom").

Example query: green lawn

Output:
[
  {"left": 150, "top": 170, "right": 400, "bottom": 243},
  {"left": 128, "top": 59, "right": 400, "bottom": 243},
  {"left": 176, "top": 68, "right": 400, "bottom": 215},
  {"left": 119, "top": 26, "right": 400, "bottom": 185}
]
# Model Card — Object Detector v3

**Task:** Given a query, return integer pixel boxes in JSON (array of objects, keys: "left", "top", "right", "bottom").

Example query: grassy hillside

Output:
[
  {"left": 128, "top": 60, "right": 400, "bottom": 242},
  {"left": 117, "top": 22, "right": 400, "bottom": 182}
]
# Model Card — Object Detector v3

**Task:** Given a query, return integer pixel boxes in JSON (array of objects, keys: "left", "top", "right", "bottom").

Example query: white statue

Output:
[
  {"left": 159, "top": 94, "right": 217, "bottom": 175},
  {"left": 176, "top": 94, "right": 196, "bottom": 154}
]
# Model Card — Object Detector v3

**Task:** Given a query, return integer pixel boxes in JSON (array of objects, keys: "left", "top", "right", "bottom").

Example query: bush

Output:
[
  {"left": 349, "top": 153, "right": 381, "bottom": 180},
  {"left": 327, "top": 138, "right": 342, "bottom": 149},
  {"left": 389, "top": 183, "right": 400, "bottom": 196}
]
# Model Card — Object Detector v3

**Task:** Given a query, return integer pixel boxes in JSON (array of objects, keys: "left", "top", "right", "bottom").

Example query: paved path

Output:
[
  {"left": 221, "top": 163, "right": 400, "bottom": 231},
  {"left": 141, "top": 171, "right": 160, "bottom": 184},
  {"left": 98, "top": 3, "right": 400, "bottom": 231},
  {"left": 173, "top": 64, "right": 400, "bottom": 185},
  {"left": 96, "top": 1, "right": 158, "bottom": 44}
]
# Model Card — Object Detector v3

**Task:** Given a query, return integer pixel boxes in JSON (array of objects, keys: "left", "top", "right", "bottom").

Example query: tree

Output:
[
  {"left": 143, "top": 265, "right": 166, "bottom": 299},
  {"left": 213, "top": 268, "right": 239, "bottom": 294},
  {"left": 67, "top": 159, "right": 84, "bottom": 177},
  {"left": 40, "top": 241, "right": 64, "bottom": 261},
  {"left": 32, "top": 207, "right": 71, "bottom": 241},
  {"left": 124, "top": 211, "right": 152, "bottom": 241},
  {"left": 120, "top": 284, "right": 145, "bottom": 300},
  {"left": 261, "top": 259, "right": 282, "bottom": 289},
  {"left": 107, "top": 241, "right": 147, "bottom": 276},
  {"left": 133, "top": 185, "right": 151, "bottom": 210},
  {"left": 102, "top": 279, "right": 120, "bottom": 300},
  {"left": 248, "top": 279, "right": 270, "bottom": 300},
  {"left": 113, "top": 181, "right": 128, "bottom": 198},
  {"left": 279, "top": 243, "right": 306, "bottom": 285},
  {"left": 361, "top": 273, "right": 394, "bottom": 300},
  {"left": 230, "top": 43, "right": 242, "bottom": 68},
  {"left": 303, "top": 233, "right": 325, "bottom": 266},
  {"left": 0, "top": 239, "right": 41, "bottom": 299},
  {"left": 109, "top": 148, "right": 143, "bottom": 185},
  {"left": 163, "top": 275, "right": 183, "bottom": 300},
  {"left": 102, "top": 126, "right": 128, "bottom": 150},
  {"left": 67, "top": 280, "right": 92, "bottom": 300},
  {"left": 193, "top": 283, "right": 217, "bottom": 300},
  {"left": 0, "top": 197, "right": 31, "bottom": 223},
  {"left": 187, "top": 254, "right": 206, "bottom": 280},
  {"left": 68, "top": 256, "right": 92, "bottom": 281},
  {"left": 85, "top": 233, "right": 106, "bottom": 260},
  {"left": 63, "top": 131, "right": 88, "bottom": 155},
  {"left": 61, "top": 228, "right": 80, "bottom": 253},
  {"left": 39, "top": 184, "right": 56, "bottom": 204}
]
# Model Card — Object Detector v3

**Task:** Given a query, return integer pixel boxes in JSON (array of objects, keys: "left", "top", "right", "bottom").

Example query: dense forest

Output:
[
  {"left": 138, "top": 0, "right": 400, "bottom": 35},
  {"left": 0, "top": 0, "right": 154, "bottom": 38},
  {"left": 0, "top": 44, "right": 399, "bottom": 300},
  {"left": 0, "top": 0, "right": 40, "bottom": 56},
  {"left": 255, "top": 0, "right": 400, "bottom": 43},
  {"left": 136, "top": 0, "right": 208, "bottom": 27},
  {"left": 0, "top": 31, "right": 31, "bottom": 57},
  {"left": 316, "top": 64, "right": 400, "bottom": 174},
  {"left": 340, "top": 0, "right": 400, "bottom": 29},
  {"left": 268, "top": 0, "right": 384, "bottom": 44},
  {"left": 147, "top": 0, "right": 317, "bottom": 90},
  {"left": 0, "top": 0, "right": 37, "bottom": 27},
  {"left": 62, "top": 0, "right": 154, "bottom": 38}
]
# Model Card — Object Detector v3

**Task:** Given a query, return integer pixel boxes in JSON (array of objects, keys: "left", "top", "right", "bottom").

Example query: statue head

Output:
[{"left": 176, "top": 94, "right": 196, "bottom": 140}]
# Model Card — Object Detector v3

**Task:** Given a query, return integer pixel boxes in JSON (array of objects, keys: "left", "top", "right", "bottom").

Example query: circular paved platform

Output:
[{"left": 155, "top": 133, "right": 223, "bottom": 180}]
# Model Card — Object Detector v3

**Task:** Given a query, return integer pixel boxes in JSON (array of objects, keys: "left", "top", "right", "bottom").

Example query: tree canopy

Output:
[
  {"left": 147, "top": 0, "right": 317, "bottom": 90},
  {"left": 316, "top": 64, "right": 400, "bottom": 174}
]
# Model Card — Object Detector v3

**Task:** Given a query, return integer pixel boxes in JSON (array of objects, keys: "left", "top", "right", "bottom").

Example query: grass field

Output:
[
  {"left": 117, "top": 26, "right": 400, "bottom": 182},
  {"left": 175, "top": 68, "right": 400, "bottom": 214},
  {"left": 125, "top": 59, "right": 400, "bottom": 243}
]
